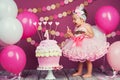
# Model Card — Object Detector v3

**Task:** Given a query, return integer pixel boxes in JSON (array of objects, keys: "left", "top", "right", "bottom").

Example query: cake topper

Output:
[{"left": 44, "top": 30, "right": 49, "bottom": 40}]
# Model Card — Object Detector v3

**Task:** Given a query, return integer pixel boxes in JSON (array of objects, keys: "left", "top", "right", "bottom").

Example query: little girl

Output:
[{"left": 62, "top": 5, "right": 109, "bottom": 78}]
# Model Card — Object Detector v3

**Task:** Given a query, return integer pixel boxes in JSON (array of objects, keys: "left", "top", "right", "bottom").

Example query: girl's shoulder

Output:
[
  {"left": 75, "top": 26, "right": 86, "bottom": 31},
  {"left": 83, "top": 23, "right": 91, "bottom": 27}
]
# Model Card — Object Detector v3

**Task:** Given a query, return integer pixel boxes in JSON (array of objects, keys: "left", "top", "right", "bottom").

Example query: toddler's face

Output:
[{"left": 72, "top": 14, "right": 84, "bottom": 27}]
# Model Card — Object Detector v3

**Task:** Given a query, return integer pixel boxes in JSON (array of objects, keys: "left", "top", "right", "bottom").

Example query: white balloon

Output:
[
  {"left": 0, "top": 17, "right": 23, "bottom": 45},
  {"left": 0, "top": 39, "right": 8, "bottom": 46},
  {"left": 0, "top": 0, "right": 18, "bottom": 19}
]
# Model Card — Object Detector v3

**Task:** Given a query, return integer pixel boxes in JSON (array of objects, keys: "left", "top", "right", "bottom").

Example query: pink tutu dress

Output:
[{"left": 62, "top": 24, "right": 109, "bottom": 62}]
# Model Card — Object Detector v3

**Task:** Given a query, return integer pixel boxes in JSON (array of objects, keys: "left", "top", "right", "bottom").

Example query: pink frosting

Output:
[{"left": 37, "top": 56, "right": 61, "bottom": 70}]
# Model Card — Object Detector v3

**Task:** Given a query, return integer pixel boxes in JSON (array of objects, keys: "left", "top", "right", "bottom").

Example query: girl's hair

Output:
[{"left": 83, "top": 9, "right": 87, "bottom": 17}]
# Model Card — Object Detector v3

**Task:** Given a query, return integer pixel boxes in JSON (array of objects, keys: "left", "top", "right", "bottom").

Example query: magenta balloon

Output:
[
  {"left": 0, "top": 45, "right": 26, "bottom": 74},
  {"left": 107, "top": 41, "right": 120, "bottom": 71},
  {"left": 17, "top": 11, "right": 39, "bottom": 39},
  {"left": 95, "top": 6, "right": 120, "bottom": 34}
]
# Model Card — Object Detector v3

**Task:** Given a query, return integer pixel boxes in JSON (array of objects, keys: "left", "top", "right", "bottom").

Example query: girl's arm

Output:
[{"left": 85, "top": 24, "right": 94, "bottom": 38}]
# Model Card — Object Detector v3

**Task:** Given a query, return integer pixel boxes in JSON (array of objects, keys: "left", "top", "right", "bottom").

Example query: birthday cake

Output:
[{"left": 35, "top": 39, "right": 62, "bottom": 70}]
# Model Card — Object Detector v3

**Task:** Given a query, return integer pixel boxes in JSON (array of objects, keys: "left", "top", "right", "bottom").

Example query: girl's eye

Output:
[{"left": 73, "top": 18, "right": 76, "bottom": 21}]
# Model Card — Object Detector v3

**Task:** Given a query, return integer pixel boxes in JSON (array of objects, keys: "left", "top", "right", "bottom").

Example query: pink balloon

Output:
[
  {"left": 95, "top": 6, "right": 120, "bottom": 34},
  {"left": 0, "top": 45, "right": 26, "bottom": 74},
  {"left": 107, "top": 41, "right": 120, "bottom": 71},
  {"left": 17, "top": 11, "right": 39, "bottom": 39}
]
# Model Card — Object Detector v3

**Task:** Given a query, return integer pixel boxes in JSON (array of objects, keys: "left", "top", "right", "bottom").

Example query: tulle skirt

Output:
[{"left": 62, "top": 27, "right": 109, "bottom": 62}]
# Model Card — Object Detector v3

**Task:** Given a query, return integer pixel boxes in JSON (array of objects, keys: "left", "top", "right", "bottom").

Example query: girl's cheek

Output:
[{"left": 73, "top": 20, "right": 75, "bottom": 23}]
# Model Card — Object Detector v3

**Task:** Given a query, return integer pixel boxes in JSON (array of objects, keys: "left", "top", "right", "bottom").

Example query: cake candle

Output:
[{"left": 44, "top": 30, "right": 49, "bottom": 40}]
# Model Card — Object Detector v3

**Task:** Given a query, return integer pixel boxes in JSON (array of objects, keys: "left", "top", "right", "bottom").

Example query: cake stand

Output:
[
  {"left": 45, "top": 70, "right": 55, "bottom": 79},
  {"left": 37, "top": 65, "right": 63, "bottom": 79}
]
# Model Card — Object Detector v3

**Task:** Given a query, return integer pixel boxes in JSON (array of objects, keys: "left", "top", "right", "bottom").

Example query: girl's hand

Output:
[{"left": 67, "top": 26, "right": 73, "bottom": 37}]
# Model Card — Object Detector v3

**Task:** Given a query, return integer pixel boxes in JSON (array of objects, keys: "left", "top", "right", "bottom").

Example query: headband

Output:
[{"left": 74, "top": 5, "right": 87, "bottom": 21}]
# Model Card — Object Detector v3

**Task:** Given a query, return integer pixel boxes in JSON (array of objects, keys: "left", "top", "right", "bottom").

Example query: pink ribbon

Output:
[{"left": 72, "top": 35, "right": 84, "bottom": 47}]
